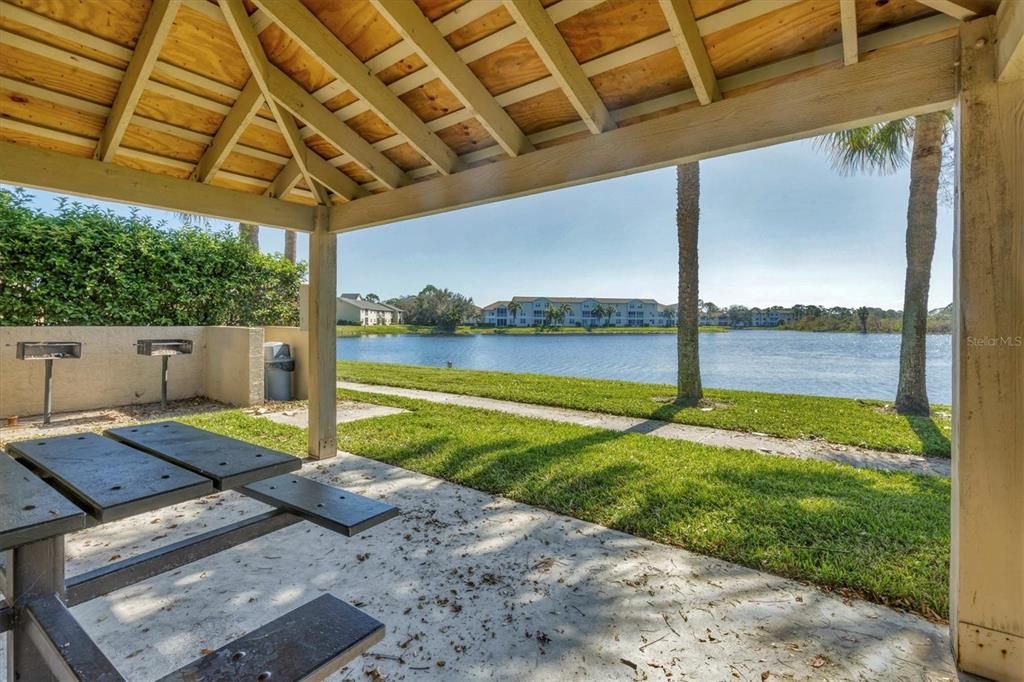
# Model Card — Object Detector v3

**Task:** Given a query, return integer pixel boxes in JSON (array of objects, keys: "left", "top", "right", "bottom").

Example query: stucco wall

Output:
[
  {"left": 263, "top": 326, "right": 308, "bottom": 400},
  {"left": 205, "top": 326, "right": 264, "bottom": 407},
  {"left": 0, "top": 326, "right": 264, "bottom": 418}
]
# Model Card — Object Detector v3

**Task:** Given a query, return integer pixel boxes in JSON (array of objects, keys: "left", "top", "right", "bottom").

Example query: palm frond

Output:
[{"left": 814, "top": 118, "right": 915, "bottom": 176}]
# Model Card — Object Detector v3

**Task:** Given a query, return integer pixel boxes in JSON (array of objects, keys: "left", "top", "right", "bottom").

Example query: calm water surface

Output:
[{"left": 337, "top": 330, "right": 953, "bottom": 403}]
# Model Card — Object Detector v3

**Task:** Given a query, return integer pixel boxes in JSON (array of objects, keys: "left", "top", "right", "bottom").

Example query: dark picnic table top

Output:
[
  {"left": 0, "top": 451, "right": 86, "bottom": 551},
  {"left": 106, "top": 421, "right": 300, "bottom": 489},
  {"left": 7, "top": 433, "right": 213, "bottom": 523}
]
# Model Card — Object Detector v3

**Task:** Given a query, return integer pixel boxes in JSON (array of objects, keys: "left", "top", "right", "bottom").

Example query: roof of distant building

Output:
[{"left": 338, "top": 296, "right": 402, "bottom": 313}]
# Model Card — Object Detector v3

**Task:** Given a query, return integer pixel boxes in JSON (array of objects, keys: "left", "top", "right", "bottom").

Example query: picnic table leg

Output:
[{"left": 6, "top": 536, "right": 65, "bottom": 681}]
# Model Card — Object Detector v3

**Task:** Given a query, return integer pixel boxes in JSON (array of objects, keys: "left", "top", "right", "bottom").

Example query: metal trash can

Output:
[{"left": 264, "top": 342, "right": 295, "bottom": 401}]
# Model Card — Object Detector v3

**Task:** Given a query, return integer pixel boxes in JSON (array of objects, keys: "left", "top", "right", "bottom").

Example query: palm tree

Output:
[
  {"left": 817, "top": 111, "right": 948, "bottom": 415},
  {"left": 239, "top": 222, "right": 259, "bottom": 249},
  {"left": 857, "top": 306, "right": 870, "bottom": 334},
  {"left": 557, "top": 303, "right": 572, "bottom": 326},
  {"left": 284, "top": 229, "right": 296, "bottom": 263},
  {"left": 675, "top": 162, "right": 702, "bottom": 406},
  {"left": 507, "top": 300, "right": 521, "bottom": 326}
]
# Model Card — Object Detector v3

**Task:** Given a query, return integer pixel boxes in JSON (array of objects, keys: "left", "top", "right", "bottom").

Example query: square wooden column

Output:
[
  {"left": 951, "top": 16, "right": 1023, "bottom": 680},
  {"left": 306, "top": 206, "right": 337, "bottom": 459}
]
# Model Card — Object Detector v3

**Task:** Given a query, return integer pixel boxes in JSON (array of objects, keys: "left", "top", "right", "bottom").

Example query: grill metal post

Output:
[
  {"left": 43, "top": 358, "right": 53, "bottom": 425},
  {"left": 161, "top": 356, "right": 169, "bottom": 409}
]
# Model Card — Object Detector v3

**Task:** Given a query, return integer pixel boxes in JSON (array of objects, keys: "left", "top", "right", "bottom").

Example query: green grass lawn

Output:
[
  {"left": 337, "top": 362, "right": 952, "bottom": 457},
  {"left": 337, "top": 324, "right": 729, "bottom": 336},
  {"left": 183, "top": 391, "right": 951, "bottom": 619}
]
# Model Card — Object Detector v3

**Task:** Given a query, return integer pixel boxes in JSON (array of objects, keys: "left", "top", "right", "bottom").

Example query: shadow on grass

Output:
[{"left": 905, "top": 414, "right": 951, "bottom": 457}]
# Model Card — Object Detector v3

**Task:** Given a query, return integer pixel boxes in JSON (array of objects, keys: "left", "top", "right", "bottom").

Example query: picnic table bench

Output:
[{"left": 1, "top": 421, "right": 399, "bottom": 681}]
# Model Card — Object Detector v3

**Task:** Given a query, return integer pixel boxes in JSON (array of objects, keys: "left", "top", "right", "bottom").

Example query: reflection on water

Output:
[{"left": 337, "top": 330, "right": 953, "bottom": 403}]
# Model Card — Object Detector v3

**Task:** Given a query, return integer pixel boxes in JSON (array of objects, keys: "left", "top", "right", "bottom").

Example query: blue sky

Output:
[{"left": 10, "top": 137, "right": 954, "bottom": 310}]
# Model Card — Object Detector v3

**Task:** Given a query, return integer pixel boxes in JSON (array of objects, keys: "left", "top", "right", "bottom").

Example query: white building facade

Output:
[
  {"left": 336, "top": 294, "right": 404, "bottom": 325},
  {"left": 482, "top": 297, "right": 675, "bottom": 327},
  {"left": 750, "top": 308, "right": 795, "bottom": 327}
]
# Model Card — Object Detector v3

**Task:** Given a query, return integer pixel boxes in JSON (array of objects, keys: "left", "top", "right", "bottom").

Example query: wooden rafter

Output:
[
  {"left": 328, "top": 36, "right": 957, "bottom": 232},
  {"left": 252, "top": 0, "right": 461, "bottom": 176},
  {"left": 94, "top": 0, "right": 180, "bottom": 162},
  {"left": 370, "top": 0, "right": 534, "bottom": 157},
  {"left": 219, "top": 0, "right": 366, "bottom": 202},
  {"left": 503, "top": 0, "right": 615, "bottom": 134},
  {"left": 917, "top": 0, "right": 977, "bottom": 21},
  {"left": 658, "top": 0, "right": 720, "bottom": 104},
  {"left": 839, "top": 0, "right": 859, "bottom": 65},
  {"left": 997, "top": 0, "right": 1024, "bottom": 81},
  {"left": 192, "top": 77, "right": 263, "bottom": 183},
  {"left": 265, "top": 160, "right": 302, "bottom": 200}
]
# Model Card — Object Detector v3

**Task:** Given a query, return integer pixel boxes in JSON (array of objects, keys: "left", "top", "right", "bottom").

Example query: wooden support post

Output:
[
  {"left": 307, "top": 206, "right": 337, "bottom": 459},
  {"left": 951, "top": 17, "right": 1024, "bottom": 681}
]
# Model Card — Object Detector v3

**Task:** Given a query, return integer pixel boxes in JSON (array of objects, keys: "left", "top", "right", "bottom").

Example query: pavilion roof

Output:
[{"left": 0, "top": 0, "right": 999, "bottom": 232}]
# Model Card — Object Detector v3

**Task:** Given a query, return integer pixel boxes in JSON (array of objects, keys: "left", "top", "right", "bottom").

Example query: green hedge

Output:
[{"left": 0, "top": 189, "right": 305, "bottom": 326}]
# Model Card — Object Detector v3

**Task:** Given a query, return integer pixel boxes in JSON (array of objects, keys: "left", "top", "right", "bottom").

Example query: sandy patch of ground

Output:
[{"left": 1, "top": 451, "right": 957, "bottom": 681}]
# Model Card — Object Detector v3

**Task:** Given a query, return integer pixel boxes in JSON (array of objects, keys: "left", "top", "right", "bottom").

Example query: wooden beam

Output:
[
  {"left": 252, "top": 0, "right": 461, "bottom": 176},
  {"left": 264, "top": 65, "right": 408, "bottom": 189},
  {"left": 658, "top": 0, "right": 720, "bottom": 104},
  {"left": 329, "top": 35, "right": 957, "bottom": 231},
  {"left": 94, "top": 0, "right": 180, "bottom": 162},
  {"left": 951, "top": 16, "right": 1024, "bottom": 680},
  {"left": 219, "top": 0, "right": 367, "bottom": 201},
  {"left": 0, "top": 141, "right": 314, "bottom": 230},
  {"left": 265, "top": 160, "right": 302, "bottom": 199},
  {"left": 370, "top": 0, "right": 534, "bottom": 157},
  {"left": 503, "top": 0, "right": 614, "bottom": 133},
  {"left": 192, "top": 78, "right": 263, "bottom": 182},
  {"left": 917, "top": 0, "right": 977, "bottom": 21},
  {"left": 839, "top": 0, "right": 859, "bottom": 65},
  {"left": 307, "top": 207, "right": 337, "bottom": 459},
  {"left": 996, "top": 0, "right": 1024, "bottom": 81}
]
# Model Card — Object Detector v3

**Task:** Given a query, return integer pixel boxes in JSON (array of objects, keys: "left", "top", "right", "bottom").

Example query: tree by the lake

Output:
[
  {"left": 675, "top": 162, "right": 703, "bottom": 406},
  {"left": 817, "top": 111, "right": 949, "bottom": 415},
  {"left": 507, "top": 300, "right": 522, "bottom": 326},
  {"left": 857, "top": 306, "right": 870, "bottom": 334},
  {"left": 386, "top": 285, "right": 476, "bottom": 331},
  {"left": 365, "top": 293, "right": 381, "bottom": 302}
]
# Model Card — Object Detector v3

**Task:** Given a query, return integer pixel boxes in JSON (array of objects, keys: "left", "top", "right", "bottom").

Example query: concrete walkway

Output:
[
  {"left": 0, "top": 452, "right": 958, "bottom": 681},
  {"left": 338, "top": 382, "right": 951, "bottom": 477}
]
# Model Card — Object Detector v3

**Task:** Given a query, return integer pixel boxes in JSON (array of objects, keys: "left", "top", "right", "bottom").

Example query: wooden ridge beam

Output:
[
  {"left": 370, "top": 0, "right": 534, "bottom": 158},
  {"left": 659, "top": 0, "right": 721, "bottom": 104},
  {"left": 94, "top": 0, "right": 180, "bottom": 162},
  {"left": 328, "top": 35, "right": 958, "bottom": 232},
  {"left": 253, "top": 0, "right": 461, "bottom": 176},
  {"left": 219, "top": 0, "right": 366, "bottom": 202},
  {"left": 192, "top": 77, "right": 263, "bottom": 182},
  {"left": 503, "top": 0, "right": 614, "bottom": 133},
  {"left": 996, "top": 0, "right": 1024, "bottom": 81},
  {"left": 0, "top": 141, "right": 315, "bottom": 230},
  {"left": 917, "top": 0, "right": 977, "bottom": 21},
  {"left": 840, "top": 0, "right": 859, "bottom": 65}
]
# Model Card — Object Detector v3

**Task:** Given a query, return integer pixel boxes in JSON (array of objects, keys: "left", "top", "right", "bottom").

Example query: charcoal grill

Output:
[
  {"left": 15, "top": 341, "right": 83, "bottom": 424},
  {"left": 135, "top": 339, "right": 193, "bottom": 409}
]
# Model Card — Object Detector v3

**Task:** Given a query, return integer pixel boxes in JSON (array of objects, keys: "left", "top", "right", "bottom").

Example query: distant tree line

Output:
[
  {"left": 0, "top": 189, "right": 305, "bottom": 326},
  {"left": 386, "top": 285, "right": 476, "bottom": 331},
  {"left": 698, "top": 301, "right": 951, "bottom": 334}
]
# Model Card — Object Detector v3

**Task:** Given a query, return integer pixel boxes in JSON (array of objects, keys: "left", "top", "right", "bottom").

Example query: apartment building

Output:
[
  {"left": 482, "top": 297, "right": 675, "bottom": 327},
  {"left": 336, "top": 293, "right": 404, "bottom": 326},
  {"left": 750, "top": 308, "right": 795, "bottom": 327}
]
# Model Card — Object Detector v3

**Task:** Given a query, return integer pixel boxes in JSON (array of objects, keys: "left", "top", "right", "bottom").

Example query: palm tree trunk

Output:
[
  {"left": 676, "top": 162, "right": 703, "bottom": 405},
  {"left": 238, "top": 222, "right": 259, "bottom": 249},
  {"left": 284, "top": 229, "right": 297, "bottom": 263},
  {"left": 895, "top": 112, "right": 944, "bottom": 415}
]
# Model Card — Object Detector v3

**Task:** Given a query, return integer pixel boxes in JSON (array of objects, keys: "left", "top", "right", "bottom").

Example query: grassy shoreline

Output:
[
  {"left": 337, "top": 324, "right": 730, "bottom": 336},
  {"left": 185, "top": 394, "right": 951, "bottom": 618},
  {"left": 337, "top": 361, "right": 952, "bottom": 457}
]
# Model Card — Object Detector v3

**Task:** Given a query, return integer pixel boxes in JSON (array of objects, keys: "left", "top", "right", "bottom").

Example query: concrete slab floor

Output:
[{"left": 1, "top": 452, "right": 961, "bottom": 681}]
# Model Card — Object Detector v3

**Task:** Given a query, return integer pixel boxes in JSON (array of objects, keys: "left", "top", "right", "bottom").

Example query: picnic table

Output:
[{"left": 0, "top": 421, "right": 399, "bottom": 681}]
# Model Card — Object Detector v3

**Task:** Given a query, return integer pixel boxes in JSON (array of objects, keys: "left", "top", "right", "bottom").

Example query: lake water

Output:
[{"left": 337, "top": 330, "right": 953, "bottom": 403}]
